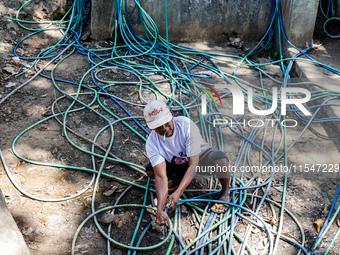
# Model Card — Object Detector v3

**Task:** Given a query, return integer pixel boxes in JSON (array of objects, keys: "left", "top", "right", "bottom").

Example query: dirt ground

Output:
[{"left": 1, "top": 2, "right": 340, "bottom": 255}]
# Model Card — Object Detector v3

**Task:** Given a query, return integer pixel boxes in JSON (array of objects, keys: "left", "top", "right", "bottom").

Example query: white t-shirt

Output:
[{"left": 146, "top": 116, "right": 210, "bottom": 167}]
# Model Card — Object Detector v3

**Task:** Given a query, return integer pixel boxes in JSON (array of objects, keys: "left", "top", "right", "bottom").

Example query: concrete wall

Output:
[
  {"left": 91, "top": 0, "right": 115, "bottom": 40},
  {"left": 90, "top": 0, "right": 321, "bottom": 45},
  {"left": 280, "top": 0, "right": 319, "bottom": 48},
  {"left": 91, "top": 0, "right": 272, "bottom": 42},
  {"left": 0, "top": 190, "right": 31, "bottom": 255},
  {"left": 128, "top": 0, "right": 271, "bottom": 41},
  {"left": 336, "top": 0, "right": 340, "bottom": 17}
]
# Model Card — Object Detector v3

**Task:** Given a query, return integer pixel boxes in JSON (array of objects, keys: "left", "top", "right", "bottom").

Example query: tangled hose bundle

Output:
[{"left": 1, "top": 0, "right": 340, "bottom": 254}]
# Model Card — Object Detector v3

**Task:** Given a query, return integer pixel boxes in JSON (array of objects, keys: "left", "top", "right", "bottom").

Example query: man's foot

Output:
[{"left": 211, "top": 193, "right": 230, "bottom": 213}]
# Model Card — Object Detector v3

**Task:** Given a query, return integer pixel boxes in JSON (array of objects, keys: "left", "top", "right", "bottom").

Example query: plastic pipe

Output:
[{"left": 323, "top": 17, "right": 340, "bottom": 38}]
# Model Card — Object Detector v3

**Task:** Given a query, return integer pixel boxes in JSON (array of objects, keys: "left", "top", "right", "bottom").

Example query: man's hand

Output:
[
  {"left": 156, "top": 210, "right": 169, "bottom": 225},
  {"left": 167, "top": 191, "right": 180, "bottom": 211}
]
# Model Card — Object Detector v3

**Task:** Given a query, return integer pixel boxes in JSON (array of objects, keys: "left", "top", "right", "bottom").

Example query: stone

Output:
[{"left": 100, "top": 213, "right": 114, "bottom": 225}]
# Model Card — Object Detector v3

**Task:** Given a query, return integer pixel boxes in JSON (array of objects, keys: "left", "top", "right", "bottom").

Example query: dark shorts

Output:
[{"left": 145, "top": 147, "right": 228, "bottom": 179}]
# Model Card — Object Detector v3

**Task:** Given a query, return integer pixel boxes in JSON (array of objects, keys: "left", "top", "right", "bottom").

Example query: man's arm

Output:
[
  {"left": 153, "top": 161, "right": 169, "bottom": 225},
  {"left": 167, "top": 154, "right": 199, "bottom": 211}
]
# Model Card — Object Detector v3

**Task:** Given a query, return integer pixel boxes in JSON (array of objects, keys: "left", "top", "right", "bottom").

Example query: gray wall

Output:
[
  {"left": 91, "top": 0, "right": 272, "bottom": 42},
  {"left": 91, "top": 0, "right": 115, "bottom": 40},
  {"left": 127, "top": 0, "right": 272, "bottom": 41},
  {"left": 90, "top": 0, "right": 321, "bottom": 46},
  {"left": 0, "top": 190, "right": 31, "bottom": 255},
  {"left": 280, "top": 0, "right": 319, "bottom": 48},
  {"left": 336, "top": 0, "right": 340, "bottom": 17}
]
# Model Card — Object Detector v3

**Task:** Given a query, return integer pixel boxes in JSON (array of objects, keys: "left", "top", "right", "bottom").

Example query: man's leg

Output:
[
  {"left": 145, "top": 162, "right": 184, "bottom": 191},
  {"left": 211, "top": 158, "right": 231, "bottom": 213},
  {"left": 165, "top": 161, "right": 188, "bottom": 191},
  {"left": 145, "top": 162, "right": 155, "bottom": 179}
]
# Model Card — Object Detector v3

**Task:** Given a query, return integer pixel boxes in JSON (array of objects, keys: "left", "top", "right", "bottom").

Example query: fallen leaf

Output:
[
  {"left": 282, "top": 232, "right": 299, "bottom": 242},
  {"left": 104, "top": 165, "right": 115, "bottom": 170},
  {"left": 12, "top": 56, "right": 20, "bottom": 62},
  {"left": 118, "top": 220, "right": 123, "bottom": 228},
  {"left": 122, "top": 137, "right": 129, "bottom": 144},
  {"left": 270, "top": 217, "right": 278, "bottom": 226},
  {"left": 103, "top": 186, "right": 118, "bottom": 196},
  {"left": 270, "top": 195, "right": 282, "bottom": 203},
  {"left": 310, "top": 197, "right": 321, "bottom": 202},
  {"left": 91, "top": 105, "right": 99, "bottom": 109},
  {"left": 321, "top": 204, "right": 328, "bottom": 215},
  {"left": 5, "top": 82, "right": 16, "bottom": 88},
  {"left": 24, "top": 72, "right": 32, "bottom": 78},
  {"left": 40, "top": 94, "right": 47, "bottom": 98},
  {"left": 3, "top": 66, "right": 17, "bottom": 74},
  {"left": 74, "top": 244, "right": 89, "bottom": 252},
  {"left": 314, "top": 219, "right": 324, "bottom": 232},
  {"left": 38, "top": 127, "right": 48, "bottom": 131},
  {"left": 264, "top": 216, "right": 278, "bottom": 226}
]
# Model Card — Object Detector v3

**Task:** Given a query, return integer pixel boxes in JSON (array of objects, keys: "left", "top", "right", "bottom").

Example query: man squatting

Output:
[{"left": 144, "top": 100, "right": 231, "bottom": 225}]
